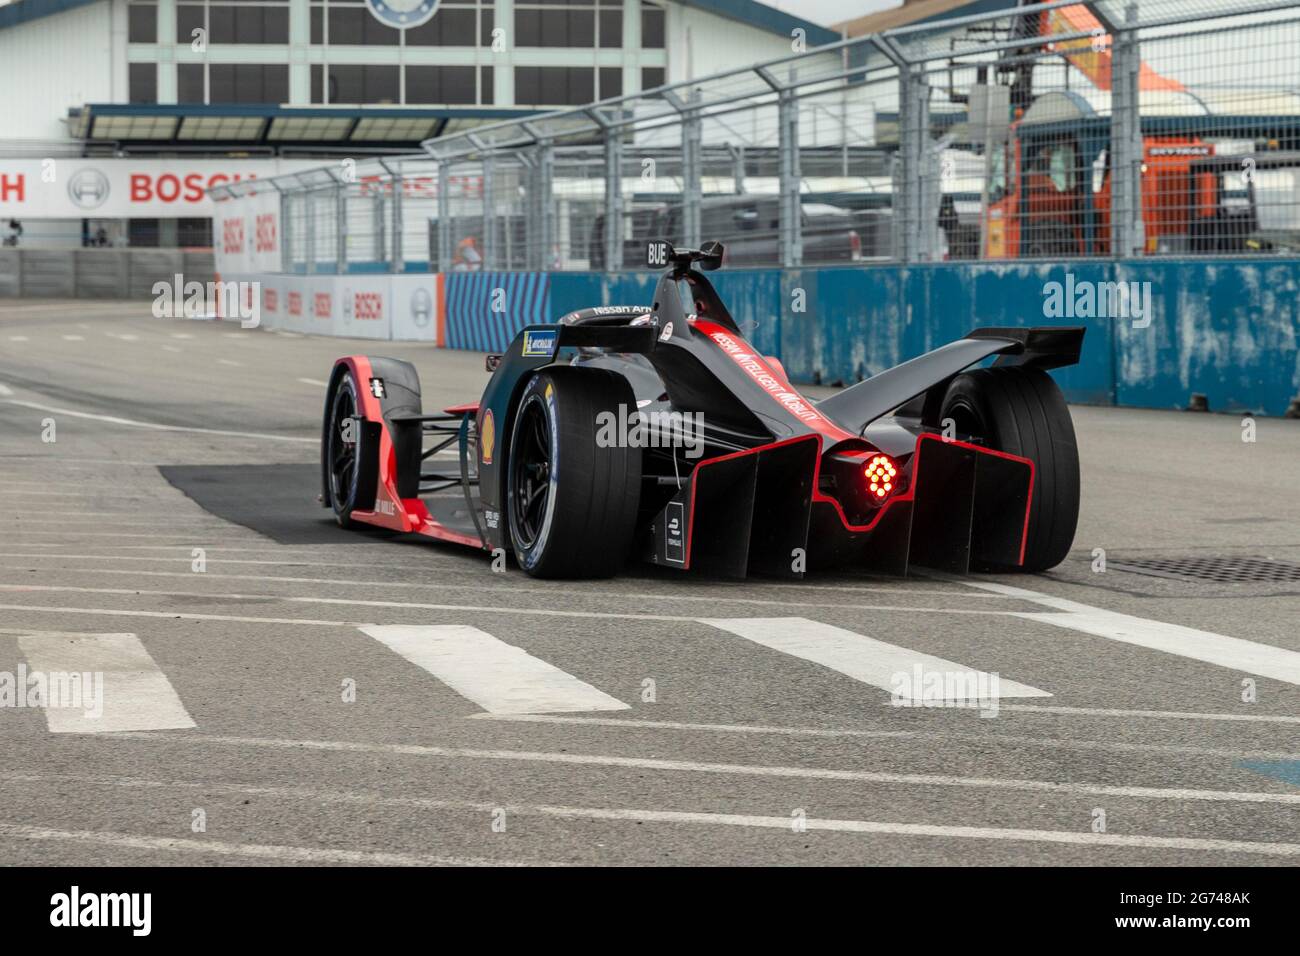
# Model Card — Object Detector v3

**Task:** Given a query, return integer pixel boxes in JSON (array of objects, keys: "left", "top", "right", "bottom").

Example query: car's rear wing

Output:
[{"left": 816, "top": 326, "right": 1085, "bottom": 434}]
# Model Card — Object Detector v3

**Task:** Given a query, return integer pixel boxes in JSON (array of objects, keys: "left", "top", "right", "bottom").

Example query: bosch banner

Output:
[{"left": 0, "top": 158, "right": 322, "bottom": 219}]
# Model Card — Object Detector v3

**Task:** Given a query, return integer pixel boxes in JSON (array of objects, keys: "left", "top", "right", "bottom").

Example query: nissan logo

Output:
[{"left": 67, "top": 169, "right": 111, "bottom": 210}]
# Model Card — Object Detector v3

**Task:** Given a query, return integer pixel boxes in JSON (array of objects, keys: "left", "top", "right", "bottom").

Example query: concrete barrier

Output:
[{"left": 0, "top": 248, "right": 216, "bottom": 300}]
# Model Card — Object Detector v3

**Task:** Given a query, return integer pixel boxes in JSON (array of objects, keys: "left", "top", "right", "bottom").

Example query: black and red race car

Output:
[{"left": 320, "top": 240, "right": 1083, "bottom": 579}]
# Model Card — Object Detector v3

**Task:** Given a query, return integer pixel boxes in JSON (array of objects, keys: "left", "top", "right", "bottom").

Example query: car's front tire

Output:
[
  {"left": 507, "top": 366, "right": 640, "bottom": 578},
  {"left": 324, "top": 368, "right": 362, "bottom": 527},
  {"left": 940, "top": 366, "right": 1080, "bottom": 572}
]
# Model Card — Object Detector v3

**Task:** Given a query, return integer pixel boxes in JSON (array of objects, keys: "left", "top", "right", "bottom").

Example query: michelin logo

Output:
[{"left": 522, "top": 330, "right": 557, "bottom": 357}]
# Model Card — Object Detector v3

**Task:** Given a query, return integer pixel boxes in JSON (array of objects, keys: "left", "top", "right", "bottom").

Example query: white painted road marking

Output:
[
  {"left": 0, "top": 399, "right": 316, "bottom": 444},
  {"left": 297, "top": 377, "right": 330, "bottom": 388},
  {"left": 110, "top": 731, "right": 1300, "bottom": 806},
  {"left": 7, "top": 774, "right": 1298, "bottom": 858},
  {"left": 60, "top": 334, "right": 85, "bottom": 341},
  {"left": 0, "top": 824, "right": 535, "bottom": 867},
  {"left": 0, "top": 383, "right": 12, "bottom": 396},
  {"left": 700, "top": 617, "right": 1050, "bottom": 701},
  {"left": 360, "top": 624, "right": 628, "bottom": 715},
  {"left": 963, "top": 580, "right": 1300, "bottom": 687},
  {"left": 16, "top": 632, "right": 195, "bottom": 733}
]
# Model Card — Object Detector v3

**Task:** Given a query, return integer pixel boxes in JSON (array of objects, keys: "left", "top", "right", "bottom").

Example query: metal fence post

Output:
[
  {"left": 305, "top": 190, "right": 317, "bottom": 274},
  {"left": 682, "top": 91, "right": 702, "bottom": 248},
  {"left": 604, "top": 130, "right": 623, "bottom": 272},
  {"left": 766, "top": 68, "right": 802, "bottom": 268},
  {"left": 336, "top": 181, "right": 348, "bottom": 274},
  {"left": 481, "top": 153, "right": 495, "bottom": 271},
  {"left": 1109, "top": 2, "right": 1145, "bottom": 258},
  {"left": 390, "top": 173, "right": 403, "bottom": 273},
  {"left": 279, "top": 188, "right": 293, "bottom": 272},
  {"left": 437, "top": 161, "right": 452, "bottom": 273},
  {"left": 536, "top": 140, "right": 554, "bottom": 270},
  {"left": 899, "top": 65, "right": 929, "bottom": 264}
]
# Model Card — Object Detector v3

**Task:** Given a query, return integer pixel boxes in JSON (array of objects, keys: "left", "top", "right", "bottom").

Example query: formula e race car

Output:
[{"left": 320, "top": 239, "right": 1084, "bottom": 579}]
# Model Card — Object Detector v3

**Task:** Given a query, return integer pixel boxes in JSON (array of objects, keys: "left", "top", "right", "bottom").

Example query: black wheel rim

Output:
[
  {"left": 328, "top": 379, "right": 358, "bottom": 509},
  {"left": 510, "top": 396, "right": 552, "bottom": 550}
]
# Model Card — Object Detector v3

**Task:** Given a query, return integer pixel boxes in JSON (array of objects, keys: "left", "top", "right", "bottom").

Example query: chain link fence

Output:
[{"left": 227, "top": 0, "right": 1300, "bottom": 272}]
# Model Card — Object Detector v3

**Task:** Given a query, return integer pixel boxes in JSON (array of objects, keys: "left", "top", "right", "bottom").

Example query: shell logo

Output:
[{"left": 480, "top": 409, "right": 495, "bottom": 465}]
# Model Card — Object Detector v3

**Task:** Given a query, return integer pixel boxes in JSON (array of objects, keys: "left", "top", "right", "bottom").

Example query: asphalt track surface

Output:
[{"left": 1, "top": 299, "right": 1298, "bottom": 867}]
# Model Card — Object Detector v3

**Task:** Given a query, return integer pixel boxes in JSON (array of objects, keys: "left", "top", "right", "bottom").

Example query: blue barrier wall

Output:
[{"left": 442, "top": 258, "right": 1300, "bottom": 416}]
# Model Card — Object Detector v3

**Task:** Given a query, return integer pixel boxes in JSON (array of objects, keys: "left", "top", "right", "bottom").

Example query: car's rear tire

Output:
[
  {"left": 325, "top": 369, "right": 362, "bottom": 528},
  {"left": 507, "top": 366, "right": 641, "bottom": 578},
  {"left": 940, "top": 366, "right": 1079, "bottom": 572}
]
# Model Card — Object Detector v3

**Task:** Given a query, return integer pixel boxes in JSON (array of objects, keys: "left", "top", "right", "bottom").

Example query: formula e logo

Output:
[
  {"left": 67, "top": 169, "right": 110, "bottom": 210},
  {"left": 364, "top": 0, "right": 440, "bottom": 29},
  {"left": 664, "top": 501, "right": 685, "bottom": 564},
  {"left": 521, "top": 330, "right": 557, "bottom": 357}
]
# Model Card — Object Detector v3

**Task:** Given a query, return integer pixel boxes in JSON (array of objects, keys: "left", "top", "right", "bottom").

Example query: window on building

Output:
[
  {"left": 514, "top": 66, "right": 594, "bottom": 106},
  {"left": 405, "top": 7, "right": 479, "bottom": 46},
  {"left": 209, "top": 64, "right": 289, "bottom": 103},
  {"left": 598, "top": 67, "right": 622, "bottom": 100},
  {"left": 405, "top": 66, "right": 478, "bottom": 105},
  {"left": 128, "top": 3, "right": 157, "bottom": 44},
  {"left": 178, "top": 63, "right": 205, "bottom": 102},
  {"left": 516, "top": 0, "right": 622, "bottom": 48},
  {"left": 642, "top": 1, "right": 665, "bottom": 49},
  {"left": 326, "top": 5, "right": 400, "bottom": 45},
  {"left": 641, "top": 66, "right": 665, "bottom": 92},
  {"left": 128, "top": 63, "right": 157, "bottom": 104},
  {"left": 314, "top": 64, "right": 400, "bottom": 104},
  {"left": 176, "top": 2, "right": 289, "bottom": 45}
]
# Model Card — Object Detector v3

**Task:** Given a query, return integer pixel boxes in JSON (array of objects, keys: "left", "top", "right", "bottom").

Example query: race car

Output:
[{"left": 320, "top": 239, "right": 1083, "bottom": 579}]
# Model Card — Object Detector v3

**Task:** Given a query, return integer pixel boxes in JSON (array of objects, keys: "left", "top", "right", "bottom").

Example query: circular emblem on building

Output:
[
  {"left": 364, "top": 0, "right": 440, "bottom": 29},
  {"left": 67, "top": 168, "right": 110, "bottom": 210},
  {"left": 480, "top": 409, "right": 495, "bottom": 465},
  {"left": 411, "top": 286, "right": 432, "bottom": 328}
]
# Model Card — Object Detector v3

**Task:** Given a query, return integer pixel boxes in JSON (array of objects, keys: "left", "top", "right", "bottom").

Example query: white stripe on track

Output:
[
  {"left": 0, "top": 823, "right": 540, "bottom": 866},
  {"left": 16, "top": 631, "right": 195, "bottom": 733},
  {"left": 1, "top": 398, "right": 316, "bottom": 444},
  {"left": 0, "top": 585, "right": 1017, "bottom": 622},
  {"left": 963, "top": 580, "right": 1300, "bottom": 687},
  {"left": 103, "top": 731, "right": 1300, "bottom": 806},
  {"left": 701, "top": 617, "right": 1050, "bottom": 701},
  {"left": 360, "top": 624, "right": 628, "bottom": 715},
  {"left": 470, "top": 713, "right": 1300, "bottom": 758},
  {"left": 0, "top": 565, "right": 1042, "bottom": 616},
  {"left": 6, "top": 773, "right": 1297, "bottom": 858}
]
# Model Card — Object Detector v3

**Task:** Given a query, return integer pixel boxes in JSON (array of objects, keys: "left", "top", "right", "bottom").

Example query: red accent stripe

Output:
[{"left": 690, "top": 318, "right": 857, "bottom": 444}]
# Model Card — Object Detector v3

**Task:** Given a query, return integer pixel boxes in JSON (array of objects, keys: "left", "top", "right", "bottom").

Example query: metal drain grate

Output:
[{"left": 1109, "top": 555, "right": 1300, "bottom": 584}]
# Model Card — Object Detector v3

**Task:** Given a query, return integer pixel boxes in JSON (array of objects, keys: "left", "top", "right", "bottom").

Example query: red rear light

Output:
[
  {"left": 849, "top": 230, "right": 862, "bottom": 260},
  {"left": 864, "top": 454, "right": 897, "bottom": 499}
]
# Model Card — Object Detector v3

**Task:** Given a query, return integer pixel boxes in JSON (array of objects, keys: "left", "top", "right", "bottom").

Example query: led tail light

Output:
[{"left": 864, "top": 454, "right": 897, "bottom": 499}]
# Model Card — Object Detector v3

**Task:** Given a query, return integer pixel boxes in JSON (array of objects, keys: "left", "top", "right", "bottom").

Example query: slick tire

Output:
[
  {"left": 506, "top": 366, "right": 641, "bottom": 578},
  {"left": 322, "top": 367, "right": 370, "bottom": 528},
  {"left": 940, "top": 366, "right": 1080, "bottom": 572}
]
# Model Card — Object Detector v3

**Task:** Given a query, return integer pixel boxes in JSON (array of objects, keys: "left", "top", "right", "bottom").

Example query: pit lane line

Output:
[
  {"left": 0, "top": 398, "right": 318, "bottom": 444},
  {"left": 5, "top": 773, "right": 1298, "bottom": 858}
]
